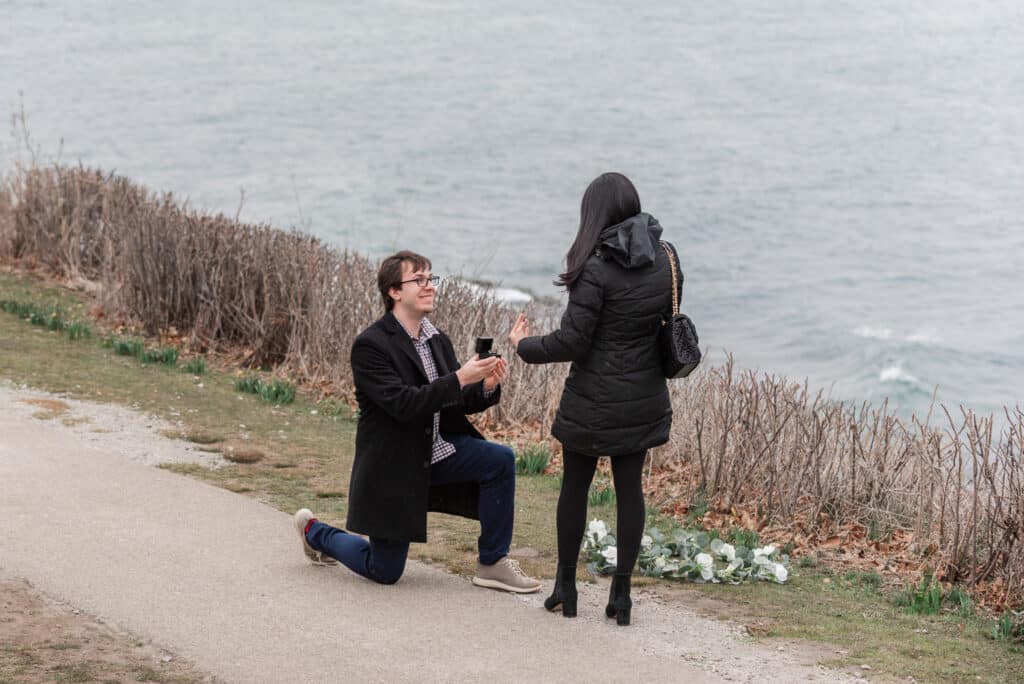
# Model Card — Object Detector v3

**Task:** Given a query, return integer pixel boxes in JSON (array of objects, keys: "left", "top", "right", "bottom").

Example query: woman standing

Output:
[{"left": 509, "top": 172, "right": 675, "bottom": 626}]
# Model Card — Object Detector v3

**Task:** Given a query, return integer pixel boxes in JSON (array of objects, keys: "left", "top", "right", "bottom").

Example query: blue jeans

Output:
[{"left": 305, "top": 433, "right": 516, "bottom": 584}]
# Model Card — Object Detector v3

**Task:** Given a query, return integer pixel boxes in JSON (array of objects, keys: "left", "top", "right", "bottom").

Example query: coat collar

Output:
[
  {"left": 381, "top": 310, "right": 436, "bottom": 339},
  {"left": 381, "top": 312, "right": 448, "bottom": 380}
]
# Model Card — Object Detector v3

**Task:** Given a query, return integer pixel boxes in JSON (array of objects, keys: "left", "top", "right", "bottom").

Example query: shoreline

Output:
[
  {"left": 1, "top": 164, "right": 1022, "bottom": 616},
  {"left": 1, "top": 268, "right": 1021, "bottom": 681}
]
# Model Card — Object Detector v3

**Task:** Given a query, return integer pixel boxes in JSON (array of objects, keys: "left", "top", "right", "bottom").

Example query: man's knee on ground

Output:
[{"left": 374, "top": 568, "right": 405, "bottom": 585}]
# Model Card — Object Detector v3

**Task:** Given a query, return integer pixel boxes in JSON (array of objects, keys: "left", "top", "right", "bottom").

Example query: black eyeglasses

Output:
[{"left": 400, "top": 275, "right": 441, "bottom": 288}]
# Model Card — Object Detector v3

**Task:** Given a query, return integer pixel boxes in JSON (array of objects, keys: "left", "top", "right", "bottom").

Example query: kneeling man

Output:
[{"left": 294, "top": 250, "right": 541, "bottom": 592}]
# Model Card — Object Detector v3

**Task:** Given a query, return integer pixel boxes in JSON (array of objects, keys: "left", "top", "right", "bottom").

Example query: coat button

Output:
[
  {"left": 424, "top": 427, "right": 432, "bottom": 436},
  {"left": 423, "top": 461, "right": 430, "bottom": 469}
]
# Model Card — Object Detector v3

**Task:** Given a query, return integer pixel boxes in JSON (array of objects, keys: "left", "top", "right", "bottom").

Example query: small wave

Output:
[
  {"left": 855, "top": 325, "right": 941, "bottom": 346},
  {"left": 905, "top": 329, "right": 940, "bottom": 345},
  {"left": 492, "top": 287, "right": 533, "bottom": 304},
  {"left": 879, "top": 365, "right": 919, "bottom": 384},
  {"left": 463, "top": 281, "right": 534, "bottom": 304},
  {"left": 855, "top": 326, "right": 892, "bottom": 340}
]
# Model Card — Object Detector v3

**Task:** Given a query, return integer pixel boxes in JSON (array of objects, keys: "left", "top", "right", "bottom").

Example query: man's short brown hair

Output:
[{"left": 378, "top": 250, "right": 432, "bottom": 312}]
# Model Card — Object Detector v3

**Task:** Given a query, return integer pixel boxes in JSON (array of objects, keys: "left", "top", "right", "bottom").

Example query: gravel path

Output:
[{"left": 0, "top": 383, "right": 858, "bottom": 683}]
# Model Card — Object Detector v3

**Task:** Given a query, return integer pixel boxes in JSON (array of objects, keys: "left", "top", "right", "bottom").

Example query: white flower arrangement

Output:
[
  {"left": 600, "top": 545, "right": 618, "bottom": 565},
  {"left": 587, "top": 519, "right": 610, "bottom": 545},
  {"left": 710, "top": 538, "right": 736, "bottom": 563},
  {"left": 695, "top": 553, "right": 715, "bottom": 581},
  {"left": 581, "top": 520, "right": 791, "bottom": 585}
]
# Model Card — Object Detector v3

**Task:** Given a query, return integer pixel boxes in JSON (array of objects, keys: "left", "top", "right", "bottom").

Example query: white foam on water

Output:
[
  {"left": 492, "top": 287, "right": 533, "bottom": 304},
  {"left": 879, "top": 365, "right": 919, "bottom": 384},
  {"left": 905, "top": 329, "right": 940, "bottom": 345},
  {"left": 854, "top": 326, "right": 893, "bottom": 340},
  {"left": 855, "top": 326, "right": 941, "bottom": 346},
  {"left": 462, "top": 282, "right": 533, "bottom": 304}
]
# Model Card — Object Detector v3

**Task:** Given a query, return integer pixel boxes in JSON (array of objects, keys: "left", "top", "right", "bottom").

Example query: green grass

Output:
[
  {"left": 895, "top": 574, "right": 945, "bottom": 615},
  {"left": 54, "top": 663, "right": 95, "bottom": 683},
  {"left": 685, "top": 569, "right": 1024, "bottom": 682},
  {"left": 853, "top": 571, "right": 883, "bottom": 591},
  {"left": 182, "top": 356, "right": 206, "bottom": 374},
  {"left": 259, "top": 377, "right": 296, "bottom": 404},
  {"left": 102, "top": 334, "right": 178, "bottom": 367},
  {"left": 1, "top": 297, "right": 91, "bottom": 341},
  {"left": 684, "top": 486, "right": 709, "bottom": 525},
  {"left": 235, "top": 374, "right": 296, "bottom": 404},
  {"left": 234, "top": 374, "right": 262, "bottom": 394},
  {"left": 516, "top": 442, "right": 551, "bottom": 475},
  {"left": 2, "top": 268, "right": 1023, "bottom": 683},
  {"left": 947, "top": 586, "right": 975, "bottom": 619},
  {"left": 134, "top": 667, "right": 164, "bottom": 682},
  {"left": 727, "top": 526, "right": 760, "bottom": 550},
  {"left": 316, "top": 396, "right": 351, "bottom": 418},
  {"left": 104, "top": 334, "right": 145, "bottom": 358},
  {"left": 992, "top": 610, "right": 1024, "bottom": 643},
  {"left": 67, "top": 321, "right": 92, "bottom": 340},
  {"left": 140, "top": 347, "right": 179, "bottom": 367},
  {"left": 588, "top": 477, "right": 616, "bottom": 506}
]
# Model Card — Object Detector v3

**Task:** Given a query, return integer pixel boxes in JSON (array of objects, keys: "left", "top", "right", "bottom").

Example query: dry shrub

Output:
[
  {"left": 660, "top": 358, "right": 1024, "bottom": 608},
  {"left": 0, "top": 180, "right": 13, "bottom": 259},
  {"left": 3, "top": 162, "right": 1022, "bottom": 607}
]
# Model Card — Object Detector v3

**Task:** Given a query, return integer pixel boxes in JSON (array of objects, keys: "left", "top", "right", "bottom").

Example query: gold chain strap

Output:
[{"left": 660, "top": 242, "right": 680, "bottom": 316}]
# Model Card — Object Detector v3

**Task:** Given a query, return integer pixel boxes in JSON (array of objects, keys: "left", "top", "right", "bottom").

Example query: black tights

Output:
[{"left": 557, "top": 450, "right": 646, "bottom": 575}]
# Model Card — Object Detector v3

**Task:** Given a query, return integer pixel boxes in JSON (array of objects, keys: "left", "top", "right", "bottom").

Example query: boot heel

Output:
[
  {"left": 605, "top": 573, "right": 633, "bottom": 626},
  {"left": 544, "top": 595, "right": 578, "bottom": 617},
  {"left": 545, "top": 565, "right": 578, "bottom": 618}
]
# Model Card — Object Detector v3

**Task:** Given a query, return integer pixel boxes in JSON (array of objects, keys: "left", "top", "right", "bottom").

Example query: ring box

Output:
[{"left": 475, "top": 337, "right": 501, "bottom": 359}]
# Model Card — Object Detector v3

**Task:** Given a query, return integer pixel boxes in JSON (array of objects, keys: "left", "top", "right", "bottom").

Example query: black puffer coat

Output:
[{"left": 517, "top": 213, "right": 674, "bottom": 457}]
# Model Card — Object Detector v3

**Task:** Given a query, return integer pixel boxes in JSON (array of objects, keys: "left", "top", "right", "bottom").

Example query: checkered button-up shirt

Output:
[
  {"left": 408, "top": 318, "right": 457, "bottom": 464},
  {"left": 407, "top": 318, "right": 497, "bottom": 465}
]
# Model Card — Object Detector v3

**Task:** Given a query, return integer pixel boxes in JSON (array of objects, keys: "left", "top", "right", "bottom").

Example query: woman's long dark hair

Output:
[{"left": 556, "top": 172, "right": 641, "bottom": 290}]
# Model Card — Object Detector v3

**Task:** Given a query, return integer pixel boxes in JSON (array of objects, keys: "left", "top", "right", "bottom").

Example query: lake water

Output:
[{"left": 3, "top": 0, "right": 1023, "bottom": 420}]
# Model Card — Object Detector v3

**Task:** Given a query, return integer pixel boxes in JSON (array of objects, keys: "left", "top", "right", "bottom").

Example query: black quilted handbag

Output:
[{"left": 658, "top": 241, "right": 701, "bottom": 378}]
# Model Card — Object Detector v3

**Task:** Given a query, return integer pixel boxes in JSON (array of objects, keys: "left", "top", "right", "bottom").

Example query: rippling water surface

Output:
[{"left": 3, "top": 0, "right": 1023, "bottom": 418}]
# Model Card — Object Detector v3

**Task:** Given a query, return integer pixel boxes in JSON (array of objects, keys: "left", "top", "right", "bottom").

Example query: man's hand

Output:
[
  {"left": 509, "top": 313, "right": 530, "bottom": 351},
  {"left": 456, "top": 354, "right": 500, "bottom": 387},
  {"left": 483, "top": 357, "right": 508, "bottom": 392}
]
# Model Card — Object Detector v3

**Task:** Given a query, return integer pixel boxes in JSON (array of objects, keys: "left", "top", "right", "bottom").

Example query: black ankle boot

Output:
[
  {"left": 605, "top": 573, "right": 632, "bottom": 625},
  {"left": 543, "top": 565, "right": 578, "bottom": 617}
]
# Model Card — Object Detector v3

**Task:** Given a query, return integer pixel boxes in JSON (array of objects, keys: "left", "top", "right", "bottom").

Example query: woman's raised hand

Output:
[{"left": 509, "top": 313, "right": 530, "bottom": 351}]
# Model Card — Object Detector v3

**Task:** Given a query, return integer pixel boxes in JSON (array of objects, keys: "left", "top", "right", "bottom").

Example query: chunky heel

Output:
[
  {"left": 605, "top": 573, "right": 633, "bottom": 626},
  {"left": 544, "top": 565, "right": 578, "bottom": 618}
]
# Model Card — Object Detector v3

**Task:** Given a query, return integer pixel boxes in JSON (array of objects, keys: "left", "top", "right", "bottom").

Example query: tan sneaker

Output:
[
  {"left": 293, "top": 509, "right": 337, "bottom": 566},
  {"left": 472, "top": 557, "right": 542, "bottom": 593}
]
